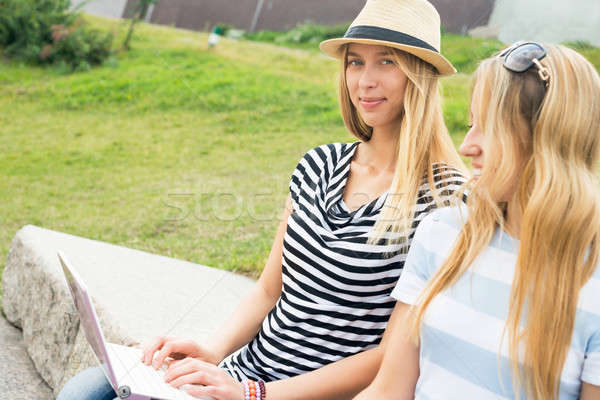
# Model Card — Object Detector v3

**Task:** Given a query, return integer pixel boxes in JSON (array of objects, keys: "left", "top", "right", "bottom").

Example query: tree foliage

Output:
[{"left": 0, "top": 0, "right": 113, "bottom": 70}]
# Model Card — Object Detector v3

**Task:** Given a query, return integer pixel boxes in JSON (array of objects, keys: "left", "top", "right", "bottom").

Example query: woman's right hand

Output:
[
  {"left": 141, "top": 336, "right": 220, "bottom": 369},
  {"left": 140, "top": 198, "right": 292, "bottom": 374}
]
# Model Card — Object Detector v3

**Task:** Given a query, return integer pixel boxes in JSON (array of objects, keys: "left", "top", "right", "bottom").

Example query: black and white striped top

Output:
[{"left": 221, "top": 142, "right": 465, "bottom": 381}]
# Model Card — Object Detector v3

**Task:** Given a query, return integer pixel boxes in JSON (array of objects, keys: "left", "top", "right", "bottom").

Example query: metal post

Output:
[
  {"left": 145, "top": 3, "right": 155, "bottom": 23},
  {"left": 250, "top": 0, "right": 265, "bottom": 32}
]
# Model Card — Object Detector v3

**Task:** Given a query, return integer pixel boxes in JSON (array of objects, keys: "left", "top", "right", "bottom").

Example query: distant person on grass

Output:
[
  {"left": 355, "top": 43, "right": 600, "bottom": 399},
  {"left": 57, "top": 0, "right": 466, "bottom": 399}
]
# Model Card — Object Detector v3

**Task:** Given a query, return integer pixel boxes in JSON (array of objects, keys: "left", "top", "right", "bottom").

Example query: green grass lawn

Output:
[{"left": 1, "top": 16, "right": 598, "bottom": 304}]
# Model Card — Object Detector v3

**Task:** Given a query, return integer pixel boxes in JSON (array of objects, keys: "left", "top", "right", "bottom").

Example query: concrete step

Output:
[{"left": 0, "top": 315, "right": 53, "bottom": 399}]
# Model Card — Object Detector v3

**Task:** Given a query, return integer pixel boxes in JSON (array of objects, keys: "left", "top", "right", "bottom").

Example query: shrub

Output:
[
  {"left": 563, "top": 41, "right": 600, "bottom": 73},
  {"left": 244, "top": 30, "right": 281, "bottom": 43},
  {"left": 0, "top": 0, "right": 113, "bottom": 70},
  {"left": 245, "top": 22, "right": 350, "bottom": 46},
  {"left": 214, "top": 22, "right": 235, "bottom": 36},
  {"left": 443, "top": 34, "right": 503, "bottom": 73},
  {"left": 274, "top": 23, "right": 349, "bottom": 44},
  {"left": 563, "top": 40, "right": 596, "bottom": 51},
  {"left": 40, "top": 22, "right": 113, "bottom": 71}
]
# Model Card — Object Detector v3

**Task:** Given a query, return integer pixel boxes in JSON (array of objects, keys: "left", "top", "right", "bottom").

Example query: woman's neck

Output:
[
  {"left": 357, "top": 126, "right": 398, "bottom": 172},
  {"left": 504, "top": 199, "right": 522, "bottom": 239}
]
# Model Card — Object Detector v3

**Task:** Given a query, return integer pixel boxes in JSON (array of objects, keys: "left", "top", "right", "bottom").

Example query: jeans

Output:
[{"left": 57, "top": 366, "right": 117, "bottom": 400}]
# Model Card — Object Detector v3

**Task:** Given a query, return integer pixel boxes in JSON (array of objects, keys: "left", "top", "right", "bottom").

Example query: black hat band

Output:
[{"left": 344, "top": 25, "right": 439, "bottom": 53}]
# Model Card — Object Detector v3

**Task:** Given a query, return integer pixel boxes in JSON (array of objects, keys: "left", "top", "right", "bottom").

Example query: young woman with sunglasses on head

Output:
[
  {"left": 356, "top": 42, "right": 600, "bottom": 400},
  {"left": 57, "top": 1, "right": 467, "bottom": 399}
]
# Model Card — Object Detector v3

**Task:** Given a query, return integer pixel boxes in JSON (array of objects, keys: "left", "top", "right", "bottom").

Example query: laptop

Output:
[{"left": 58, "top": 250, "right": 212, "bottom": 400}]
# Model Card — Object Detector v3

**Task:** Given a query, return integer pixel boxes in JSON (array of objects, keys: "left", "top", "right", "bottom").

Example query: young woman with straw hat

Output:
[
  {"left": 355, "top": 43, "right": 600, "bottom": 400},
  {"left": 57, "top": 1, "right": 466, "bottom": 399}
]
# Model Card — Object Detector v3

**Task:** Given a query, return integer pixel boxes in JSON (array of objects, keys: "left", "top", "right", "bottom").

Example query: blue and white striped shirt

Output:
[{"left": 392, "top": 206, "right": 600, "bottom": 399}]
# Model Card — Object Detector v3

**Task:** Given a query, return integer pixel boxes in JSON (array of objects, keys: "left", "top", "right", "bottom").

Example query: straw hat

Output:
[{"left": 320, "top": 0, "right": 456, "bottom": 76}]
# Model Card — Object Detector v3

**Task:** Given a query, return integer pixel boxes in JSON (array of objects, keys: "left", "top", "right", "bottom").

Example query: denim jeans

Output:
[{"left": 56, "top": 366, "right": 117, "bottom": 400}]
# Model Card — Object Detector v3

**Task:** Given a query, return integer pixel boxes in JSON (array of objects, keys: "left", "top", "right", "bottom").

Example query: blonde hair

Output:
[
  {"left": 408, "top": 44, "right": 600, "bottom": 399},
  {"left": 338, "top": 45, "right": 466, "bottom": 245}
]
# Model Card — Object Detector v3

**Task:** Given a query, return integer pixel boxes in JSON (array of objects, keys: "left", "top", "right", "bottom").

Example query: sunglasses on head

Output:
[{"left": 499, "top": 41, "right": 550, "bottom": 86}]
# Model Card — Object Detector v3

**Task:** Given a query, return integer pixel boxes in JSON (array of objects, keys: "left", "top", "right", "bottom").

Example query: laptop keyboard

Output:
[{"left": 107, "top": 343, "right": 207, "bottom": 400}]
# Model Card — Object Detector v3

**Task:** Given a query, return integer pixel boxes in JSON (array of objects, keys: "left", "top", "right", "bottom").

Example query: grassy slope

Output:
[
  {"left": 2, "top": 17, "right": 598, "bottom": 302},
  {"left": 1, "top": 19, "right": 343, "bottom": 282}
]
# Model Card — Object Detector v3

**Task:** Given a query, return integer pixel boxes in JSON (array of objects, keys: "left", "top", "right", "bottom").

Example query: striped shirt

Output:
[
  {"left": 392, "top": 206, "right": 600, "bottom": 399},
  {"left": 221, "top": 142, "right": 466, "bottom": 381}
]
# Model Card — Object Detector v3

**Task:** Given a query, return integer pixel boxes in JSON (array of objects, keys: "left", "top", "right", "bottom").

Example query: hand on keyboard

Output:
[
  {"left": 163, "top": 357, "right": 244, "bottom": 400},
  {"left": 141, "top": 336, "right": 220, "bottom": 370}
]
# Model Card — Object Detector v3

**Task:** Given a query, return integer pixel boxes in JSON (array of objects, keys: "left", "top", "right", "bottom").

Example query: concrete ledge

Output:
[
  {"left": 0, "top": 316, "right": 53, "bottom": 399},
  {"left": 2, "top": 225, "right": 255, "bottom": 396}
]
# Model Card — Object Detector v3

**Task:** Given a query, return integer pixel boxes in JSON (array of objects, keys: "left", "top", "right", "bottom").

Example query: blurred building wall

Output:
[
  {"left": 430, "top": 0, "right": 494, "bottom": 34},
  {"left": 71, "top": 0, "right": 128, "bottom": 19},
  {"left": 489, "top": 0, "right": 600, "bottom": 46},
  {"left": 76, "top": 0, "right": 495, "bottom": 35},
  {"left": 143, "top": 0, "right": 493, "bottom": 33},
  {"left": 143, "top": 0, "right": 495, "bottom": 33},
  {"left": 145, "top": 0, "right": 366, "bottom": 32},
  {"left": 70, "top": 0, "right": 600, "bottom": 46}
]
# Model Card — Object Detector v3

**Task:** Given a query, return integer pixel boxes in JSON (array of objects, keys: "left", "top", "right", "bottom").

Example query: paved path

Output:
[{"left": 0, "top": 315, "right": 53, "bottom": 400}]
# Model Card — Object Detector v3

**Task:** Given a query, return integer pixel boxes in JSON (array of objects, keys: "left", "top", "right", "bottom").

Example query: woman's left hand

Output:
[{"left": 164, "top": 358, "right": 244, "bottom": 400}]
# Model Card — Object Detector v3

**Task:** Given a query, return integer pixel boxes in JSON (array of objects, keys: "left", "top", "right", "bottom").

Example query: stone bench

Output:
[{"left": 2, "top": 225, "right": 256, "bottom": 397}]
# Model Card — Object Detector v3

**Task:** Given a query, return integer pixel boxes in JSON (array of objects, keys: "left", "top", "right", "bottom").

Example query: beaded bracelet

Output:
[
  {"left": 243, "top": 380, "right": 257, "bottom": 400},
  {"left": 243, "top": 379, "right": 266, "bottom": 400},
  {"left": 242, "top": 380, "right": 249, "bottom": 400}
]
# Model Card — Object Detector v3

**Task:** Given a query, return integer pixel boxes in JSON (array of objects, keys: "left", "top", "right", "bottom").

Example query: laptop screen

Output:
[{"left": 58, "top": 251, "right": 118, "bottom": 387}]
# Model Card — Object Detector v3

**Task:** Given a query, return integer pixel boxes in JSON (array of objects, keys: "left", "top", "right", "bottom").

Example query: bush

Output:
[
  {"left": 40, "top": 22, "right": 113, "bottom": 71},
  {"left": 443, "top": 34, "right": 503, "bottom": 73},
  {"left": 563, "top": 40, "right": 596, "bottom": 51},
  {"left": 563, "top": 41, "right": 600, "bottom": 73},
  {"left": 213, "top": 22, "right": 235, "bottom": 36},
  {"left": 245, "top": 22, "right": 350, "bottom": 46},
  {"left": 244, "top": 30, "right": 281, "bottom": 43},
  {"left": 0, "top": 0, "right": 113, "bottom": 70},
  {"left": 274, "top": 23, "right": 349, "bottom": 44}
]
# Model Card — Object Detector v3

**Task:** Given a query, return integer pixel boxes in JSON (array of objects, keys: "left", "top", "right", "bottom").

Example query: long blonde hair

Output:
[
  {"left": 338, "top": 45, "right": 466, "bottom": 245},
  {"left": 408, "top": 44, "right": 600, "bottom": 399}
]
